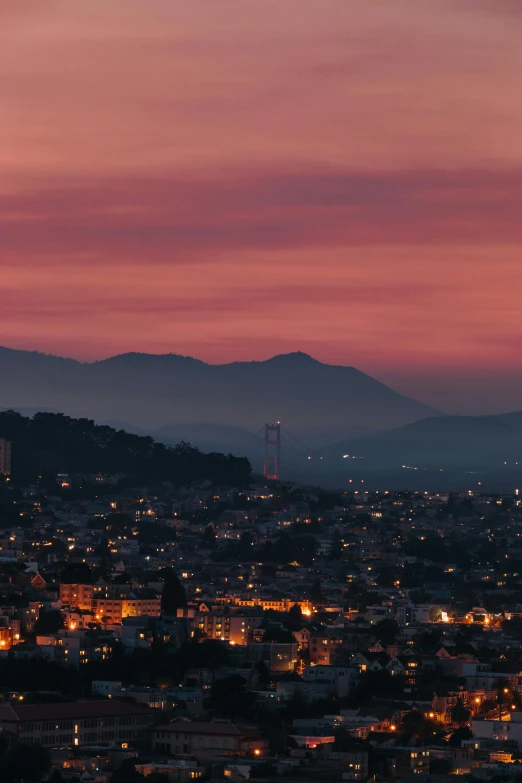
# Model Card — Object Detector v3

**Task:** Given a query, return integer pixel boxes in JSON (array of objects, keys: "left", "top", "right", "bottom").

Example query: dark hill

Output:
[
  {"left": 0, "top": 410, "right": 251, "bottom": 486},
  {"left": 324, "top": 413, "right": 522, "bottom": 470}
]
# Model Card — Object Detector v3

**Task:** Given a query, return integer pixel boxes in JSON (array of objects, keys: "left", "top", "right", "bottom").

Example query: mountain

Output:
[
  {"left": 324, "top": 412, "right": 522, "bottom": 470},
  {"left": 0, "top": 347, "right": 438, "bottom": 438}
]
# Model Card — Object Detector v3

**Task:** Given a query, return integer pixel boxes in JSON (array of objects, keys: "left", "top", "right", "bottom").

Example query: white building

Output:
[{"left": 302, "top": 665, "right": 358, "bottom": 698}]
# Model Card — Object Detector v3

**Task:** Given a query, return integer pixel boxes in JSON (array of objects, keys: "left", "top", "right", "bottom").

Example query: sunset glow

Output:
[{"left": 3, "top": 1, "right": 522, "bottom": 411}]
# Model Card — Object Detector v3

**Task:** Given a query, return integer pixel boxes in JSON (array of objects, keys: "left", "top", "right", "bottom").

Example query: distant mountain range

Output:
[
  {"left": 3, "top": 346, "right": 521, "bottom": 486},
  {"left": 324, "top": 411, "right": 522, "bottom": 470},
  {"left": 0, "top": 347, "right": 437, "bottom": 440}
]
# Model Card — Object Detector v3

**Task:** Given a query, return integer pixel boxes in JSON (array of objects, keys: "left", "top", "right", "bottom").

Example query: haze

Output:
[{"left": 2, "top": 1, "right": 522, "bottom": 414}]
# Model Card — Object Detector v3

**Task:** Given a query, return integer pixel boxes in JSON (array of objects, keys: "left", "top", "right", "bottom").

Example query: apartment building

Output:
[
  {"left": 177, "top": 604, "right": 263, "bottom": 644},
  {"left": 60, "top": 583, "right": 161, "bottom": 623}
]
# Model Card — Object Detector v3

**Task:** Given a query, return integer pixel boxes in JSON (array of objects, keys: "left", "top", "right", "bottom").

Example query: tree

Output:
[
  {"left": 200, "top": 525, "right": 216, "bottom": 549},
  {"left": 60, "top": 562, "right": 92, "bottom": 584},
  {"left": 400, "top": 709, "right": 443, "bottom": 744},
  {"left": 310, "top": 580, "right": 324, "bottom": 603},
  {"left": 480, "top": 698, "right": 497, "bottom": 714},
  {"left": 372, "top": 618, "right": 398, "bottom": 646},
  {"left": 157, "top": 567, "right": 187, "bottom": 615},
  {"left": 333, "top": 728, "right": 362, "bottom": 752},
  {"left": 262, "top": 627, "right": 295, "bottom": 643},
  {"left": 238, "top": 531, "right": 254, "bottom": 557},
  {"left": 208, "top": 675, "right": 255, "bottom": 719},
  {"left": 109, "top": 759, "right": 145, "bottom": 783},
  {"left": 250, "top": 764, "right": 278, "bottom": 778},
  {"left": 430, "top": 758, "right": 452, "bottom": 774},
  {"left": 288, "top": 604, "right": 303, "bottom": 628},
  {"left": 451, "top": 696, "right": 471, "bottom": 726},
  {"left": 34, "top": 609, "right": 64, "bottom": 636},
  {"left": 0, "top": 743, "right": 51, "bottom": 783},
  {"left": 448, "top": 726, "right": 473, "bottom": 747},
  {"left": 493, "top": 677, "right": 512, "bottom": 716}
]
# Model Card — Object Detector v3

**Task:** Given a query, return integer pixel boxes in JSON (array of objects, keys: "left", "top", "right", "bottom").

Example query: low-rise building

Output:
[
  {"left": 0, "top": 699, "right": 156, "bottom": 747},
  {"left": 152, "top": 720, "right": 268, "bottom": 757}
]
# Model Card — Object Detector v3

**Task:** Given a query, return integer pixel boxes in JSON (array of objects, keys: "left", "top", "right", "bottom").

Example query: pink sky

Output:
[{"left": 2, "top": 0, "right": 522, "bottom": 413}]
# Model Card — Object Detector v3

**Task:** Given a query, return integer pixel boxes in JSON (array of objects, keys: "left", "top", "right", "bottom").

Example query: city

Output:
[
  {"left": 3, "top": 1, "right": 520, "bottom": 781},
  {"left": 1, "top": 416, "right": 522, "bottom": 781}
]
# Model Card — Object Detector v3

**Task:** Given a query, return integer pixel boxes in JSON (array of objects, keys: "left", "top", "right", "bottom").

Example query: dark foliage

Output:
[
  {"left": 430, "top": 758, "right": 452, "bottom": 774},
  {"left": 34, "top": 609, "right": 64, "bottom": 636},
  {"left": 0, "top": 743, "right": 51, "bottom": 783},
  {"left": 448, "top": 726, "right": 473, "bottom": 746},
  {"left": 262, "top": 626, "right": 295, "bottom": 643},
  {"left": 157, "top": 567, "right": 187, "bottom": 614},
  {"left": 60, "top": 562, "right": 93, "bottom": 584},
  {"left": 109, "top": 759, "right": 145, "bottom": 783},
  {"left": 372, "top": 618, "right": 399, "bottom": 645},
  {"left": 0, "top": 411, "right": 251, "bottom": 486}
]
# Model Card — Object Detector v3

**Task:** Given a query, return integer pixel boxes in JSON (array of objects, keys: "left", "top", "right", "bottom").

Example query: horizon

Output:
[
  {"left": 3, "top": 1, "right": 522, "bottom": 415},
  {"left": 1, "top": 341, "right": 522, "bottom": 419}
]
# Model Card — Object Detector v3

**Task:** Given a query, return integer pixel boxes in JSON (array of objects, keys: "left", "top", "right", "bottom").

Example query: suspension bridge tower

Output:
[{"left": 263, "top": 422, "right": 281, "bottom": 481}]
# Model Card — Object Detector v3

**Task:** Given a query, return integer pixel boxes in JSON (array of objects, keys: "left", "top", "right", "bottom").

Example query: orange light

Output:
[
  {"left": 254, "top": 749, "right": 261, "bottom": 756},
  {"left": 390, "top": 725, "right": 396, "bottom": 731}
]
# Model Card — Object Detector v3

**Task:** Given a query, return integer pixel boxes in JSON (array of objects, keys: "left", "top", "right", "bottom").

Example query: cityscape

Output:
[
  {"left": 0, "top": 413, "right": 522, "bottom": 780},
  {"left": 3, "top": 1, "right": 521, "bottom": 781}
]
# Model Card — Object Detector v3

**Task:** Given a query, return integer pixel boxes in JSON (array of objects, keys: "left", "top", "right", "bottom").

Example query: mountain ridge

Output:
[
  {"left": 324, "top": 411, "right": 522, "bottom": 470},
  {"left": 0, "top": 345, "right": 438, "bottom": 433}
]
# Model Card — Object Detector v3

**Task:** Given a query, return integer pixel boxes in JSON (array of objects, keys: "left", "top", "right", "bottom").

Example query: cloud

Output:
[{"left": 3, "top": 166, "right": 522, "bottom": 265}]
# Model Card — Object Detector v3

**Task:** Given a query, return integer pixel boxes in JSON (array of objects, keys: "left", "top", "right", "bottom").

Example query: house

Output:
[
  {"left": 152, "top": 720, "right": 268, "bottom": 757},
  {"left": 247, "top": 642, "right": 297, "bottom": 672},
  {"left": 135, "top": 759, "right": 205, "bottom": 781},
  {"left": 302, "top": 665, "right": 359, "bottom": 698}
]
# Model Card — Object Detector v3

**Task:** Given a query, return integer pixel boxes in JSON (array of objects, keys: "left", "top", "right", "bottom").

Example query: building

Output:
[
  {"left": 177, "top": 605, "right": 263, "bottom": 645},
  {"left": 135, "top": 759, "right": 204, "bottom": 781},
  {"left": 302, "top": 665, "right": 358, "bottom": 698},
  {"left": 0, "top": 699, "right": 156, "bottom": 747},
  {"left": 325, "top": 750, "right": 369, "bottom": 781},
  {"left": 247, "top": 642, "right": 298, "bottom": 672},
  {"left": 152, "top": 720, "right": 268, "bottom": 757},
  {"left": 36, "top": 630, "right": 112, "bottom": 667},
  {"left": 60, "top": 583, "right": 161, "bottom": 623},
  {"left": 0, "top": 439, "right": 11, "bottom": 475},
  {"left": 0, "top": 615, "right": 21, "bottom": 650},
  {"left": 472, "top": 714, "right": 522, "bottom": 749}
]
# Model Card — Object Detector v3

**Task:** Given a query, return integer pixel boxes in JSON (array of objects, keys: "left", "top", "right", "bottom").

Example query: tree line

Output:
[{"left": 0, "top": 411, "right": 251, "bottom": 486}]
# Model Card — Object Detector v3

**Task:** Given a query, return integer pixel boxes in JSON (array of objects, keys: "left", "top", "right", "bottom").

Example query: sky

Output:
[{"left": 2, "top": 0, "right": 522, "bottom": 414}]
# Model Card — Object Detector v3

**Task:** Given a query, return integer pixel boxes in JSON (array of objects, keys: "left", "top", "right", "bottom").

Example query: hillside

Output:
[
  {"left": 0, "top": 410, "right": 251, "bottom": 486},
  {"left": 0, "top": 347, "right": 438, "bottom": 437},
  {"left": 324, "top": 413, "right": 522, "bottom": 470}
]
